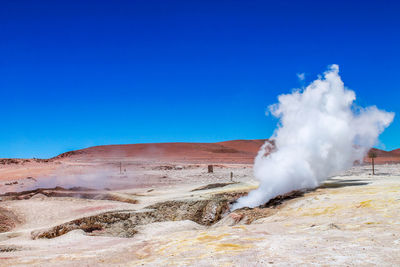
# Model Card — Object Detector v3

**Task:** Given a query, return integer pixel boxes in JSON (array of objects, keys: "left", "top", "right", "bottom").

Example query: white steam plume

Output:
[{"left": 232, "top": 64, "right": 394, "bottom": 210}]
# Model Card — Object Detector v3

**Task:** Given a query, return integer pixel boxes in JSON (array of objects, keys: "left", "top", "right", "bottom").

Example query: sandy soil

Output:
[
  {"left": 0, "top": 140, "right": 398, "bottom": 186},
  {"left": 0, "top": 160, "right": 399, "bottom": 266},
  {"left": 0, "top": 141, "right": 399, "bottom": 266}
]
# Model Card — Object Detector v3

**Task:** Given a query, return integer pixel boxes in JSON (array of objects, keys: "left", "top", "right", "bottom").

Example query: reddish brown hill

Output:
[
  {"left": 390, "top": 149, "right": 400, "bottom": 156},
  {"left": 54, "top": 139, "right": 267, "bottom": 164},
  {"left": 364, "top": 148, "right": 400, "bottom": 164},
  {"left": 53, "top": 140, "right": 399, "bottom": 164}
]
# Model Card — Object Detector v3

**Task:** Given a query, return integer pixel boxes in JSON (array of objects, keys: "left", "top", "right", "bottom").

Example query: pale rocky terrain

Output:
[{"left": 0, "top": 141, "right": 399, "bottom": 266}]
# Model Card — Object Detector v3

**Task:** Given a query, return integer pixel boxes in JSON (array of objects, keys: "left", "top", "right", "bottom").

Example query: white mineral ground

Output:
[{"left": 0, "top": 157, "right": 399, "bottom": 266}]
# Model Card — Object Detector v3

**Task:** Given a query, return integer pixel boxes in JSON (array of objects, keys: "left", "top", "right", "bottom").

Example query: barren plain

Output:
[{"left": 0, "top": 140, "right": 399, "bottom": 266}]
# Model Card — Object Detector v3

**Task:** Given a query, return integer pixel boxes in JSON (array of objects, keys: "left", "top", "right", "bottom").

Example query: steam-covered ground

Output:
[{"left": 0, "top": 162, "right": 400, "bottom": 266}]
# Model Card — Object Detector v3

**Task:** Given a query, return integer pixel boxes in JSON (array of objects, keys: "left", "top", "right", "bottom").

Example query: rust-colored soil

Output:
[
  {"left": 53, "top": 140, "right": 399, "bottom": 164},
  {"left": 53, "top": 139, "right": 267, "bottom": 163},
  {"left": 0, "top": 140, "right": 398, "bottom": 185}
]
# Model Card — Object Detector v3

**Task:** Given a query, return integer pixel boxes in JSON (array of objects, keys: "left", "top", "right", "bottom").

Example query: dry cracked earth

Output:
[{"left": 0, "top": 160, "right": 400, "bottom": 266}]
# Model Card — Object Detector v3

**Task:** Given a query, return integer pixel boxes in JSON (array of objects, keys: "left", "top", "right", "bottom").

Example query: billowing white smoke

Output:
[{"left": 232, "top": 65, "right": 394, "bottom": 210}]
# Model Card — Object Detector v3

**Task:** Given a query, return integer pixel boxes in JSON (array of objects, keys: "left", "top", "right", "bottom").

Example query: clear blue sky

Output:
[{"left": 1, "top": 0, "right": 399, "bottom": 158}]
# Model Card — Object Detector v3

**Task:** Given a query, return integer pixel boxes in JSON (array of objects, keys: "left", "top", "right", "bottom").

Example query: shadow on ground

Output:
[{"left": 319, "top": 179, "right": 369, "bottom": 189}]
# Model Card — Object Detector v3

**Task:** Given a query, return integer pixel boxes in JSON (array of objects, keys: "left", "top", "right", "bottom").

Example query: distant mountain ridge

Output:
[
  {"left": 52, "top": 140, "right": 400, "bottom": 164},
  {"left": 52, "top": 139, "right": 267, "bottom": 164}
]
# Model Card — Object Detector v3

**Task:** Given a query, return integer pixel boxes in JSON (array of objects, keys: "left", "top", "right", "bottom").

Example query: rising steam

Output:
[{"left": 232, "top": 65, "right": 394, "bottom": 210}]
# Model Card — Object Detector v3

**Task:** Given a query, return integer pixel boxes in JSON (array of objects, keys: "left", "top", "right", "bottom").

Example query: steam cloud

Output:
[{"left": 232, "top": 65, "right": 394, "bottom": 210}]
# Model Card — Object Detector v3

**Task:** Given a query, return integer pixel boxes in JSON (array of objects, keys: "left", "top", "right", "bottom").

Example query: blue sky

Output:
[{"left": 1, "top": 0, "right": 399, "bottom": 158}]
